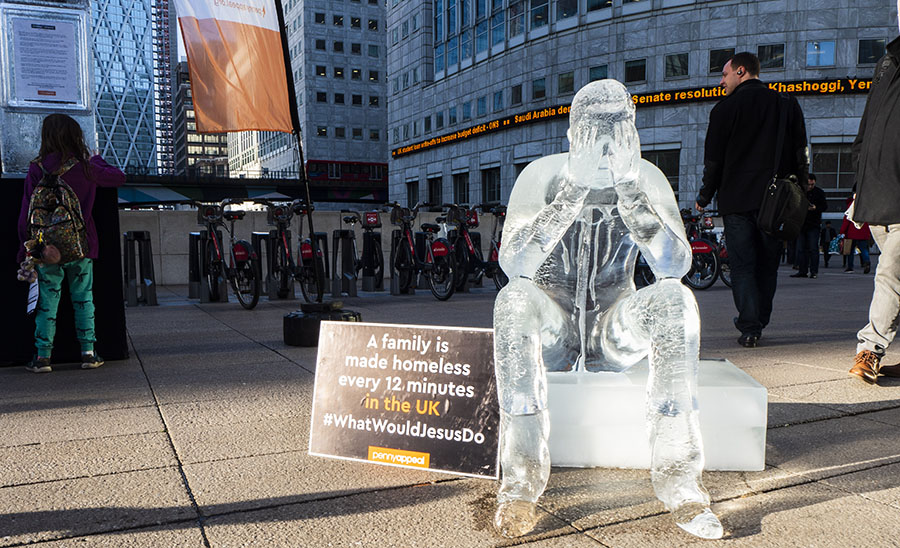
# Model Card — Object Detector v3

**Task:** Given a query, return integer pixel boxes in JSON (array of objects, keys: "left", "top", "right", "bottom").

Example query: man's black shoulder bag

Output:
[{"left": 757, "top": 95, "right": 809, "bottom": 240}]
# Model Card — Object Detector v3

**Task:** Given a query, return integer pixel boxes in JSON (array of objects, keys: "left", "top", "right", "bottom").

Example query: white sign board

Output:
[{"left": 13, "top": 18, "right": 79, "bottom": 104}]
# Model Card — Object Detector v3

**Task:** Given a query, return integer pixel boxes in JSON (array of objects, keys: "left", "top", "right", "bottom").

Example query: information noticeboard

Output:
[
  {"left": 309, "top": 322, "right": 499, "bottom": 479},
  {"left": 12, "top": 17, "right": 79, "bottom": 104}
]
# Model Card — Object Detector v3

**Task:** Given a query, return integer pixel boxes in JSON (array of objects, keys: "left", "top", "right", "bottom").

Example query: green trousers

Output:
[{"left": 34, "top": 258, "right": 95, "bottom": 357}]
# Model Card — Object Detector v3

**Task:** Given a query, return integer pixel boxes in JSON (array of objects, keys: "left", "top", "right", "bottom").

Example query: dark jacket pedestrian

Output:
[
  {"left": 847, "top": 35, "right": 900, "bottom": 384},
  {"left": 791, "top": 175, "right": 828, "bottom": 278},
  {"left": 695, "top": 52, "right": 809, "bottom": 348}
]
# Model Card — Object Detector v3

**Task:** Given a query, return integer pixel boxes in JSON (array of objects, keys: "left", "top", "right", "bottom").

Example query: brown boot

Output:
[{"left": 849, "top": 350, "right": 881, "bottom": 384}]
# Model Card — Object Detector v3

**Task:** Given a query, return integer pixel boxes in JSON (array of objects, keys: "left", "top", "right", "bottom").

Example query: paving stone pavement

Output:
[{"left": 2, "top": 264, "right": 900, "bottom": 547}]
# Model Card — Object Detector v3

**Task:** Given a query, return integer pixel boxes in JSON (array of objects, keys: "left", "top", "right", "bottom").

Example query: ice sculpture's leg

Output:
[
  {"left": 610, "top": 278, "right": 723, "bottom": 539},
  {"left": 493, "top": 278, "right": 556, "bottom": 538}
]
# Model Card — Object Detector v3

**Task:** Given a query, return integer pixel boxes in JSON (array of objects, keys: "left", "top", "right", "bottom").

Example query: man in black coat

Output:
[
  {"left": 848, "top": 32, "right": 900, "bottom": 384},
  {"left": 790, "top": 173, "right": 828, "bottom": 279},
  {"left": 695, "top": 52, "right": 808, "bottom": 348}
]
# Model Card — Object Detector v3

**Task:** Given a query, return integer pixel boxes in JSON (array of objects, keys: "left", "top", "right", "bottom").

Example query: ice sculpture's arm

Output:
[
  {"left": 499, "top": 154, "right": 588, "bottom": 278},
  {"left": 616, "top": 160, "right": 692, "bottom": 279}
]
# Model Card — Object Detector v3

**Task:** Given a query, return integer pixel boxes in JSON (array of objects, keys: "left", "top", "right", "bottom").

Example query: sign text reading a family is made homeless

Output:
[{"left": 308, "top": 322, "right": 498, "bottom": 478}]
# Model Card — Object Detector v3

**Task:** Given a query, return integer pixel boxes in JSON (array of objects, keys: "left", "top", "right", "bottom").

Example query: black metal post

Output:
[{"left": 273, "top": 0, "right": 324, "bottom": 301}]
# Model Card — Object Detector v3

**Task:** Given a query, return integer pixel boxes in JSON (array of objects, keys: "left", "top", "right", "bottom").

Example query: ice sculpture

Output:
[{"left": 493, "top": 80, "right": 723, "bottom": 540}]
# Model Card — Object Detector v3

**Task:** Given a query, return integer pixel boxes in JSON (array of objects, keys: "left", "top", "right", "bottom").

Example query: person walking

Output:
[
  {"left": 695, "top": 52, "right": 809, "bottom": 348},
  {"left": 846, "top": 25, "right": 900, "bottom": 384},
  {"left": 820, "top": 220, "right": 837, "bottom": 268},
  {"left": 840, "top": 195, "right": 872, "bottom": 274},
  {"left": 791, "top": 173, "right": 828, "bottom": 279},
  {"left": 16, "top": 113, "right": 125, "bottom": 373}
]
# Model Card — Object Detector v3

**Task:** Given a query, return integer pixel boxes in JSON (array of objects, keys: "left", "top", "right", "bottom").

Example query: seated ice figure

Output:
[{"left": 493, "top": 80, "right": 723, "bottom": 540}]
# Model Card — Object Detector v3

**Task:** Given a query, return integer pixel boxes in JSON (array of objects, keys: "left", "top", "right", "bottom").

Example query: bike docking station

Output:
[
  {"left": 252, "top": 230, "right": 296, "bottom": 301},
  {"left": 360, "top": 211, "right": 384, "bottom": 292},
  {"left": 122, "top": 230, "right": 157, "bottom": 306},
  {"left": 192, "top": 229, "right": 228, "bottom": 303},
  {"left": 331, "top": 228, "right": 358, "bottom": 297},
  {"left": 545, "top": 359, "right": 767, "bottom": 471}
]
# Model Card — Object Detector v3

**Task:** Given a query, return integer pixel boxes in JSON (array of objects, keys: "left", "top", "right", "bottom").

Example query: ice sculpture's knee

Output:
[
  {"left": 645, "top": 279, "right": 700, "bottom": 331},
  {"left": 495, "top": 277, "right": 541, "bottom": 319}
]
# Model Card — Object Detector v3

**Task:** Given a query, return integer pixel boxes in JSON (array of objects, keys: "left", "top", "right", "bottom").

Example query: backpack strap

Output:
[{"left": 36, "top": 157, "right": 79, "bottom": 178}]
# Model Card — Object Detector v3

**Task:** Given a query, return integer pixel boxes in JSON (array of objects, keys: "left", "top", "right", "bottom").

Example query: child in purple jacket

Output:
[{"left": 17, "top": 114, "right": 125, "bottom": 373}]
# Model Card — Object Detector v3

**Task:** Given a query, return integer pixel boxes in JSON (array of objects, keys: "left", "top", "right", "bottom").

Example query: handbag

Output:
[
  {"left": 841, "top": 237, "right": 854, "bottom": 256},
  {"left": 756, "top": 96, "right": 809, "bottom": 241}
]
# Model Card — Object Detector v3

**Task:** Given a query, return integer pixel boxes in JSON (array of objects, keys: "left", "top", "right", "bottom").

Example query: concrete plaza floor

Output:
[{"left": 2, "top": 263, "right": 900, "bottom": 547}]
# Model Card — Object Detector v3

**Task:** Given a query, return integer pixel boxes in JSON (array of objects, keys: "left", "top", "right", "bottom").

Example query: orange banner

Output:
[{"left": 175, "top": 0, "right": 292, "bottom": 133}]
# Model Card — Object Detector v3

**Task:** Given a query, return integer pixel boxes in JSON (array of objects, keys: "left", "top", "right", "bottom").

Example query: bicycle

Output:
[
  {"left": 681, "top": 209, "right": 720, "bottom": 290},
  {"left": 444, "top": 203, "right": 508, "bottom": 291},
  {"left": 290, "top": 199, "right": 326, "bottom": 303},
  {"left": 387, "top": 202, "right": 456, "bottom": 300},
  {"left": 196, "top": 199, "right": 260, "bottom": 309},
  {"left": 484, "top": 203, "right": 509, "bottom": 290},
  {"left": 340, "top": 210, "right": 385, "bottom": 283}
]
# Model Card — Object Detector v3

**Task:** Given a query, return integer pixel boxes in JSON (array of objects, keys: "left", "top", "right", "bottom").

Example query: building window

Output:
[
  {"left": 369, "top": 44, "right": 379, "bottom": 57},
  {"left": 665, "top": 53, "right": 689, "bottom": 78},
  {"left": 428, "top": 177, "right": 443, "bottom": 204},
  {"left": 351, "top": 43, "right": 362, "bottom": 55},
  {"left": 353, "top": 127, "right": 364, "bottom": 140},
  {"left": 333, "top": 41, "right": 344, "bottom": 53},
  {"left": 709, "top": 48, "right": 735, "bottom": 74},
  {"left": 369, "top": 70, "right": 380, "bottom": 82},
  {"left": 435, "top": 0, "right": 444, "bottom": 41},
  {"left": 424, "top": 115, "right": 432, "bottom": 133},
  {"left": 334, "top": 67, "right": 344, "bottom": 79},
  {"left": 351, "top": 16, "right": 361, "bottom": 29},
  {"left": 491, "top": 11, "right": 504, "bottom": 46},
  {"left": 509, "top": 1, "right": 525, "bottom": 38},
  {"left": 315, "top": 39, "right": 326, "bottom": 50},
  {"left": 370, "top": 129, "right": 380, "bottom": 141},
  {"left": 449, "top": 106, "right": 458, "bottom": 124},
  {"left": 532, "top": 77, "right": 546, "bottom": 100},
  {"left": 811, "top": 144, "right": 854, "bottom": 190},
  {"left": 314, "top": 12, "right": 325, "bottom": 24},
  {"left": 334, "top": 93, "right": 345, "bottom": 104},
  {"left": 531, "top": 0, "right": 548, "bottom": 29},
  {"left": 476, "top": 20, "right": 488, "bottom": 53},
  {"left": 758, "top": 44, "right": 785, "bottom": 69},
  {"left": 316, "top": 126, "right": 327, "bottom": 137},
  {"left": 335, "top": 127, "right": 346, "bottom": 139},
  {"left": 333, "top": 14, "right": 344, "bottom": 26},
  {"left": 436, "top": 111, "right": 445, "bottom": 129},
  {"left": 407, "top": 180, "right": 419, "bottom": 208},
  {"left": 558, "top": 71, "right": 574, "bottom": 94},
  {"left": 403, "top": 124, "right": 410, "bottom": 140},
  {"left": 393, "top": 127, "right": 400, "bottom": 142},
  {"left": 859, "top": 39, "right": 886, "bottom": 64},
  {"left": 807, "top": 40, "right": 836, "bottom": 67},
  {"left": 588, "top": 0, "right": 611, "bottom": 10},
  {"left": 369, "top": 96, "right": 379, "bottom": 107},
  {"left": 435, "top": 43, "right": 445, "bottom": 73},
  {"left": 351, "top": 68, "right": 362, "bottom": 80},
  {"left": 328, "top": 163, "right": 341, "bottom": 179},
  {"left": 462, "top": 101, "right": 472, "bottom": 120},
  {"left": 477, "top": 96, "right": 487, "bottom": 117},
  {"left": 368, "top": 19, "right": 379, "bottom": 31},
  {"left": 402, "top": 20, "right": 409, "bottom": 38},
  {"left": 461, "top": 29, "right": 473, "bottom": 60},
  {"left": 511, "top": 83, "right": 523, "bottom": 105},
  {"left": 453, "top": 173, "right": 470, "bottom": 204},
  {"left": 642, "top": 149, "right": 680, "bottom": 194},
  {"left": 492, "top": 90, "right": 503, "bottom": 112},
  {"left": 316, "top": 91, "right": 327, "bottom": 102},
  {"left": 624, "top": 59, "right": 646, "bottom": 83},
  {"left": 589, "top": 65, "right": 608, "bottom": 82},
  {"left": 482, "top": 167, "right": 501, "bottom": 203},
  {"left": 316, "top": 65, "right": 326, "bottom": 77},
  {"left": 352, "top": 94, "right": 363, "bottom": 105},
  {"left": 557, "top": 0, "right": 577, "bottom": 19}
]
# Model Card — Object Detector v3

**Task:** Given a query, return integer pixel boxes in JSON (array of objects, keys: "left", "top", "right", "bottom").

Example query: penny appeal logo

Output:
[{"left": 213, "top": 0, "right": 266, "bottom": 16}]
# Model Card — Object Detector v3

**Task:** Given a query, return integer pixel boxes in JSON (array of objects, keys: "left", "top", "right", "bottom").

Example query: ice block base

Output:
[{"left": 547, "top": 359, "right": 766, "bottom": 471}]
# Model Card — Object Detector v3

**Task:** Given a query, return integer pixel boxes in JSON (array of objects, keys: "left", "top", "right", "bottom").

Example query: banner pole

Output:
[{"left": 273, "top": 0, "right": 325, "bottom": 301}]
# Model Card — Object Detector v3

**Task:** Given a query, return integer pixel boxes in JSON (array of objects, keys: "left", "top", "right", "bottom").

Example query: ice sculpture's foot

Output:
[
  {"left": 673, "top": 503, "right": 724, "bottom": 539},
  {"left": 494, "top": 500, "right": 538, "bottom": 538}
]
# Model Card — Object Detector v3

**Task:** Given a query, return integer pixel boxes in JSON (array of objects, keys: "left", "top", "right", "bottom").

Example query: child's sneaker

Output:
[
  {"left": 26, "top": 356, "right": 52, "bottom": 373},
  {"left": 81, "top": 352, "right": 104, "bottom": 369}
]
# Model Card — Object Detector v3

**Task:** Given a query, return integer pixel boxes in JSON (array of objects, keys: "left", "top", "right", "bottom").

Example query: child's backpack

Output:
[{"left": 26, "top": 158, "right": 88, "bottom": 264}]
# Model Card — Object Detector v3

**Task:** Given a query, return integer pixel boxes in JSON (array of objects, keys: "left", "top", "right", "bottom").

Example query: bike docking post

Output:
[
  {"left": 389, "top": 229, "right": 413, "bottom": 295},
  {"left": 414, "top": 231, "right": 429, "bottom": 289},
  {"left": 331, "top": 228, "right": 358, "bottom": 297},
  {"left": 123, "top": 230, "right": 157, "bottom": 306},
  {"left": 360, "top": 211, "right": 383, "bottom": 292},
  {"left": 199, "top": 229, "right": 228, "bottom": 302},
  {"left": 188, "top": 231, "right": 201, "bottom": 299}
]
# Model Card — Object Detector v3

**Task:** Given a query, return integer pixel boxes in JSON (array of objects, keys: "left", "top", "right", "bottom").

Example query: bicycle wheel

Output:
[
  {"left": 273, "top": 240, "right": 292, "bottom": 298},
  {"left": 393, "top": 238, "right": 415, "bottom": 292},
  {"left": 453, "top": 240, "right": 470, "bottom": 291},
  {"left": 719, "top": 259, "right": 732, "bottom": 288},
  {"left": 493, "top": 267, "right": 509, "bottom": 290},
  {"left": 683, "top": 251, "right": 719, "bottom": 290},
  {"left": 206, "top": 241, "right": 220, "bottom": 301},
  {"left": 428, "top": 251, "right": 456, "bottom": 301},
  {"left": 231, "top": 258, "right": 260, "bottom": 309}
]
